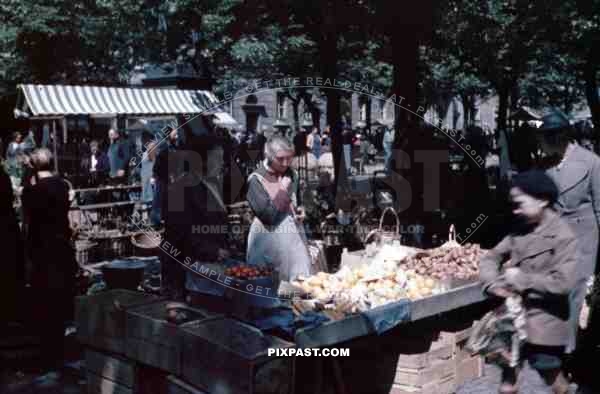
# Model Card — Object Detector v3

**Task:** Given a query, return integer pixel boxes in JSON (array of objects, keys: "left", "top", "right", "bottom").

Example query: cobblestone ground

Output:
[
  {"left": 457, "top": 363, "right": 595, "bottom": 394},
  {"left": 1, "top": 361, "right": 597, "bottom": 393}
]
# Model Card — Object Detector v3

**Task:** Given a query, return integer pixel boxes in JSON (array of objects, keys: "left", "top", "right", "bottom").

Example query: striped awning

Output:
[{"left": 16, "top": 84, "right": 228, "bottom": 117}]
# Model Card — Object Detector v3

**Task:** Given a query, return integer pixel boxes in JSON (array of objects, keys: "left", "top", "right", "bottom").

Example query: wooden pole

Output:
[
  {"left": 53, "top": 119, "right": 59, "bottom": 173},
  {"left": 62, "top": 117, "right": 70, "bottom": 175},
  {"left": 62, "top": 117, "right": 68, "bottom": 144}
]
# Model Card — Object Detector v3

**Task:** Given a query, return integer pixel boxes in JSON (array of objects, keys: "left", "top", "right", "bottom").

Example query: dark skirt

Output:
[
  {"left": 523, "top": 343, "right": 565, "bottom": 371},
  {"left": 29, "top": 239, "right": 77, "bottom": 370}
]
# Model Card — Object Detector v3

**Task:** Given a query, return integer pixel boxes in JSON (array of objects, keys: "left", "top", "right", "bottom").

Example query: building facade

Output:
[{"left": 227, "top": 82, "right": 396, "bottom": 135}]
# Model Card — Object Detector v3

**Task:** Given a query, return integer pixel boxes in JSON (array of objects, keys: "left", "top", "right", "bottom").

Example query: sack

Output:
[{"left": 466, "top": 295, "right": 527, "bottom": 368}]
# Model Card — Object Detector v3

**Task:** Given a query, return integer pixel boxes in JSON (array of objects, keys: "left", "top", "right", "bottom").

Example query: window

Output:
[
  {"left": 276, "top": 93, "right": 286, "bottom": 119},
  {"left": 381, "top": 102, "right": 394, "bottom": 122},
  {"left": 303, "top": 111, "right": 312, "bottom": 121},
  {"left": 359, "top": 103, "right": 367, "bottom": 122}
]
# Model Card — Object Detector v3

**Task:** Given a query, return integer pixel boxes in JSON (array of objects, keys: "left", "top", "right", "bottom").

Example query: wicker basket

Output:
[
  {"left": 131, "top": 231, "right": 162, "bottom": 256},
  {"left": 363, "top": 207, "right": 402, "bottom": 245},
  {"left": 75, "top": 239, "right": 98, "bottom": 266}
]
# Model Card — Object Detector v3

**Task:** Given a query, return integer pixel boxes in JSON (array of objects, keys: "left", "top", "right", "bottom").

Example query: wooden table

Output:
[
  {"left": 71, "top": 200, "right": 138, "bottom": 211},
  {"left": 73, "top": 184, "right": 142, "bottom": 194}
]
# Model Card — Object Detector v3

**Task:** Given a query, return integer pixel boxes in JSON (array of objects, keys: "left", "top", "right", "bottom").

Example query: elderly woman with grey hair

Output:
[
  {"left": 21, "top": 148, "right": 77, "bottom": 376},
  {"left": 246, "top": 135, "right": 313, "bottom": 285}
]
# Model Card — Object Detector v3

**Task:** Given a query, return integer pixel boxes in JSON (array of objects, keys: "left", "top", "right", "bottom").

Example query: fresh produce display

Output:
[
  {"left": 400, "top": 243, "right": 484, "bottom": 281},
  {"left": 287, "top": 235, "right": 487, "bottom": 319},
  {"left": 225, "top": 264, "right": 274, "bottom": 280},
  {"left": 290, "top": 259, "right": 445, "bottom": 316}
]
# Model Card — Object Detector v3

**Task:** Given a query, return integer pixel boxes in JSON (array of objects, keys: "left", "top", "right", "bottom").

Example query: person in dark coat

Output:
[
  {"left": 21, "top": 148, "right": 77, "bottom": 375},
  {"left": 0, "top": 164, "right": 25, "bottom": 323},
  {"left": 107, "top": 129, "right": 130, "bottom": 182},
  {"left": 88, "top": 140, "right": 109, "bottom": 186},
  {"left": 152, "top": 127, "right": 179, "bottom": 226},
  {"left": 480, "top": 170, "right": 578, "bottom": 394},
  {"left": 511, "top": 123, "right": 540, "bottom": 172},
  {"left": 153, "top": 128, "right": 184, "bottom": 298},
  {"left": 163, "top": 132, "right": 230, "bottom": 305},
  {"left": 534, "top": 110, "right": 600, "bottom": 357}
]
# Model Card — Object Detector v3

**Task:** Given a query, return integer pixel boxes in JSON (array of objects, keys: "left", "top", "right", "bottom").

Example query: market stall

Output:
[
  {"left": 13, "top": 84, "right": 238, "bottom": 180},
  {"left": 75, "top": 211, "right": 492, "bottom": 394},
  {"left": 14, "top": 83, "right": 239, "bottom": 273}
]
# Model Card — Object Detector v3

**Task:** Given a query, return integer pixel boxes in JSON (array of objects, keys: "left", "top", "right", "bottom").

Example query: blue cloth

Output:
[
  {"left": 310, "top": 134, "right": 322, "bottom": 159},
  {"left": 361, "top": 299, "right": 411, "bottom": 335},
  {"left": 252, "top": 308, "right": 330, "bottom": 337},
  {"left": 185, "top": 264, "right": 227, "bottom": 297},
  {"left": 185, "top": 258, "right": 244, "bottom": 297},
  {"left": 312, "top": 145, "right": 321, "bottom": 160}
]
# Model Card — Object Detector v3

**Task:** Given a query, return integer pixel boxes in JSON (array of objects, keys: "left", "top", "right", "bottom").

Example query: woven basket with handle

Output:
[{"left": 363, "top": 207, "right": 402, "bottom": 245}]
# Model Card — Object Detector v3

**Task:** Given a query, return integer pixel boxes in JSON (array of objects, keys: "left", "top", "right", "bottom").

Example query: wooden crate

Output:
[
  {"left": 85, "top": 348, "right": 136, "bottom": 394},
  {"left": 390, "top": 375, "right": 455, "bottom": 394},
  {"left": 395, "top": 342, "right": 454, "bottom": 370},
  {"left": 75, "top": 289, "right": 160, "bottom": 355},
  {"left": 455, "top": 355, "right": 483, "bottom": 389},
  {"left": 392, "top": 323, "right": 481, "bottom": 394},
  {"left": 87, "top": 370, "right": 133, "bottom": 394},
  {"left": 136, "top": 364, "right": 169, "bottom": 394},
  {"left": 85, "top": 349, "right": 136, "bottom": 388},
  {"left": 167, "top": 376, "right": 210, "bottom": 394},
  {"left": 394, "top": 358, "right": 455, "bottom": 388},
  {"left": 125, "top": 300, "right": 220, "bottom": 375},
  {"left": 439, "top": 322, "right": 483, "bottom": 391},
  {"left": 181, "top": 318, "right": 295, "bottom": 394}
]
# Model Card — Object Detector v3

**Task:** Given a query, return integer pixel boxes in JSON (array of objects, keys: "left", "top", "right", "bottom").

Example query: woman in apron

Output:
[{"left": 246, "top": 136, "right": 313, "bottom": 286}]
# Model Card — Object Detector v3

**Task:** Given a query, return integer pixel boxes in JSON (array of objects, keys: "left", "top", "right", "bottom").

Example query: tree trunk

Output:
[
  {"left": 470, "top": 103, "right": 477, "bottom": 128},
  {"left": 509, "top": 84, "right": 520, "bottom": 132},
  {"left": 320, "top": 3, "right": 343, "bottom": 187},
  {"left": 497, "top": 84, "right": 509, "bottom": 135},
  {"left": 389, "top": 26, "right": 420, "bottom": 220},
  {"left": 311, "top": 107, "right": 321, "bottom": 131},
  {"left": 365, "top": 97, "right": 372, "bottom": 133},
  {"left": 392, "top": 27, "right": 419, "bottom": 138},
  {"left": 461, "top": 95, "right": 470, "bottom": 128},
  {"left": 584, "top": 53, "right": 600, "bottom": 143}
]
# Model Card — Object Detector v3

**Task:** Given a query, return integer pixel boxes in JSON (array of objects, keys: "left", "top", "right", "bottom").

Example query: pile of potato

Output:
[
  {"left": 290, "top": 261, "right": 443, "bottom": 315},
  {"left": 401, "top": 243, "right": 484, "bottom": 281}
]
